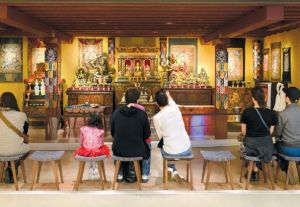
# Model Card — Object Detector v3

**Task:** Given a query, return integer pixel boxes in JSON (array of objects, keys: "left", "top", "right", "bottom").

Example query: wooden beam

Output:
[
  {"left": 203, "top": 5, "right": 284, "bottom": 43},
  {"left": 0, "top": 4, "right": 72, "bottom": 42}
]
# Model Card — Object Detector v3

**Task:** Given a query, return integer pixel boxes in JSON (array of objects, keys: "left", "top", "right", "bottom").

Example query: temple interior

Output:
[{"left": 1, "top": 1, "right": 300, "bottom": 207}]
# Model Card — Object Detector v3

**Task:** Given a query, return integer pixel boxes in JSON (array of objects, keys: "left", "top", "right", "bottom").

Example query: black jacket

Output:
[{"left": 111, "top": 106, "right": 151, "bottom": 159}]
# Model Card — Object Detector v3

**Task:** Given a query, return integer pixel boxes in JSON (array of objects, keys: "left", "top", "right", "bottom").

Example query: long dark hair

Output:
[
  {"left": 87, "top": 112, "right": 103, "bottom": 129},
  {"left": 0, "top": 92, "right": 20, "bottom": 111},
  {"left": 251, "top": 86, "right": 266, "bottom": 108}
]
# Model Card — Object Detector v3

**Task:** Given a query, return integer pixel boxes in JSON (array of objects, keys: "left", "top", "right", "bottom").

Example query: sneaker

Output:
[
  {"left": 251, "top": 172, "right": 260, "bottom": 181},
  {"left": 87, "top": 167, "right": 94, "bottom": 180},
  {"left": 167, "top": 168, "right": 173, "bottom": 181},
  {"left": 92, "top": 168, "right": 100, "bottom": 180},
  {"left": 142, "top": 175, "right": 149, "bottom": 183},
  {"left": 117, "top": 174, "right": 123, "bottom": 182},
  {"left": 173, "top": 171, "right": 184, "bottom": 183}
]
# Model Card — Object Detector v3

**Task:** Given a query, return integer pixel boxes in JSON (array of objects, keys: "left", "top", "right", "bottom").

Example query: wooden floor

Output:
[{"left": 1, "top": 146, "right": 300, "bottom": 191}]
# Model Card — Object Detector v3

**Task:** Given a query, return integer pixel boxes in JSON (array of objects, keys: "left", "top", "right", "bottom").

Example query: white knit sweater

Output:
[{"left": 0, "top": 110, "right": 30, "bottom": 156}]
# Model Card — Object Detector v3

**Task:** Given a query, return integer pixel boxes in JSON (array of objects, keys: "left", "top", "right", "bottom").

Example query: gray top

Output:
[
  {"left": 75, "top": 155, "right": 106, "bottom": 161},
  {"left": 274, "top": 103, "right": 300, "bottom": 147},
  {"left": 28, "top": 151, "right": 64, "bottom": 161},
  {"left": 200, "top": 150, "right": 235, "bottom": 161}
]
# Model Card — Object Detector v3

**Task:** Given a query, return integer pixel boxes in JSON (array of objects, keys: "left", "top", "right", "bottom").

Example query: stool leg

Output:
[
  {"left": 36, "top": 162, "right": 42, "bottom": 183},
  {"left": 201, "top": 160, "right": 207, "bottom": 183},
  {"left": 186, "top": 163, "right": 190, "bottom": 182},
  {"left": 10, "top": 161, "right": 18, "bottom": 191},
  {"left": 51, "top": 161, "right": 59, "bottom": 190},
  {"left": 30, "top": 161, "right": 39, "bottom": 190},
  {"left": 226, "top": 161, "right": 234, "bottom": 190},
  {"left": 296, "top": 161, "right": 300, "bottom": 182},
  {"left": 266, "top": 163, "right": 274, "bottom": 190},
  {"left": 189, "top": 161, "right": 194, "bottom": 190},
  {"left": 73, "top": 117, "right": 77, "bottom": 130},
  {"left": 246, "top": 160, "right": 254, "bottom": 190},
  {"left": 74, "top": 161, "right": 85, "bottom": 191},
  {"left": 205, "top": 161, "right": 212, "bottom": 190},
  {"left": 0, "top": 162, "right": 4, "bottom": 183},
  {"left": 262, "top": 163, "right": 267, "bottom": 183},
  {"left": 57, "top": 160, "right": 64, "bottom": 183},
  {"left": 222, "top": 161, "right": 228, "bottom": 183},
  {"left": 285, "top": 161, "right": 292, "bottom": 190},
  {"left": 240, "top": 160, "right": 245, "bottom": 183},
  {"left": 164, "top": 159, "right": 169, "bottom": 190},
  {"left": 133, "top": 160, "right": 142, "bottom": 190},
  {"left": 100, "top": 161, "right": 107, "bottom": 182},
  {"left": 97, "top": 161, "right": 104, "bottom": 190},
  {"left": 112, "top": 161, "right": 121, "bottom": 190},
  {"left": 275, "top": 160, "right": 280, "bottom": 183},
  {"left": 67, "top": 117, "right": 71, "bottom": 138},
  {"left": 163, "top": 159, "right": 166, "bottom": 184},
  {"left": 20, "top": 160, "right": 26, "bottom": 183}
]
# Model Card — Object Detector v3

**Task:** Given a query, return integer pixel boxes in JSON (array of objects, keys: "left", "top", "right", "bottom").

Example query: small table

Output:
[{"left": 63, "top": 105, "right": 107, "bottom": 137}]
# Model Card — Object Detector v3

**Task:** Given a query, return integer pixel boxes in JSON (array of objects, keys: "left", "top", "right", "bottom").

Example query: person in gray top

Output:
[{"left": 275, "top": 86, "right": 300, "bottom": 157}]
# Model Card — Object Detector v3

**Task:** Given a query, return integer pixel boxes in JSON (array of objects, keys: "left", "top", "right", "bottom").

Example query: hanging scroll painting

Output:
[
  {"left": 160, "top": 38, "right": 167, "bottom": 66},
  {"left": 282, "top": 48, "right": 291, "bottom": 82},
  {"left": 216, "top": 48, "right": 228, "bottom": 110},
  {"left": 78, "top": 38, "right": 103, "bottom": 69},
  {"left": 0, "top": 38, "right": 23, "bottom": 82},
  {"left": 169, "top": 38, "right": 197, "bottom": 74},
  {"left": 270, "top": 42, "right": 281, "bottom": 81},
  {"left": 253, "top": 40, "right": 262, "bottom": 80},
  {"left": 227, "top": 48, "right": 243, "bottom": 81},
  {"left": 263, "top": 48, "right": 269, "bottom": 81},
  {"left": 108, "top": 38, "right": 115, "bottom": 66}
]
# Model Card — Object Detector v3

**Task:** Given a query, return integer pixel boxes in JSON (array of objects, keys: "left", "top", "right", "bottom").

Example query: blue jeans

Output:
[
  {"left": 276, "top": 142, "right": 300, "bottom": 156},
  {"left": 118, "top": 142, "right": 151, "bottom": 177},
  {"left": 161, "top": 147, "right": 192, "bottom": 171},
  {"left": 140, "top": 142, "right": 151, "bottom": 176}
]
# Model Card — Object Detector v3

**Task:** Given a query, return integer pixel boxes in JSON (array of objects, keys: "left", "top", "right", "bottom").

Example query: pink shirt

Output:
[{"left": 80, "top": 126, "right": 104, "bottom": 150}]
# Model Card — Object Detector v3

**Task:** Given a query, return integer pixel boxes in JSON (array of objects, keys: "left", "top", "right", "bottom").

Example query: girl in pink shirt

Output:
[{"left": 74, "top": 112, "right": 110, "bottom": 180}]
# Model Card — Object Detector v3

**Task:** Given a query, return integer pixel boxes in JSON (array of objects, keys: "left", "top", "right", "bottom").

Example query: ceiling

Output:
[{"left": 1, "top": 2, "right": 300, "bottom": 42}]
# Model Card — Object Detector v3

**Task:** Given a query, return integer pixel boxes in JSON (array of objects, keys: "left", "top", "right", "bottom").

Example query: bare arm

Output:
[
  {"left": 241, "top": 123, "right": 247, "bottom": 135},
  {"left": 165, "top": 90, "right": 176, "bottom": 106}
]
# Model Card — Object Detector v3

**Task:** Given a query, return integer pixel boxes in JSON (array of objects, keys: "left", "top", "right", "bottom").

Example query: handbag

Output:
[{"left": 157, "top": 138, "right": 164, "bottom": 148}]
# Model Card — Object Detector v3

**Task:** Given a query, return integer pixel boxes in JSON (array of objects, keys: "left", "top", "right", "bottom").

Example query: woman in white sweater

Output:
[
  {"left": 0, "top": 92, "right": 30, "bottom": 156},
  {"left": 153, "top": 90, "right": 192, "bottom": 181}
]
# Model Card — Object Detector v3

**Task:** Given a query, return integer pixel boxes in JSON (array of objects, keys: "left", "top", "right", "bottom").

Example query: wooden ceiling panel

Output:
[{"left": 1, "top": 3, "right": 300, "bottom": 39}]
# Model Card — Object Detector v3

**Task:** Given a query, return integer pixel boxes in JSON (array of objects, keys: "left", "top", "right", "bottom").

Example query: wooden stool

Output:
[
  {"left": 0, "top": 154, "right": 27, "bottom": 191},
  {"left": 162, "top": 154, "right": 194, "bottom": 190},
  {"left": 28, "top": 151, "right": 64, "bottom": 190},
  {"left": 275, "top": 153, "right": 300, "bottom": 190},
  {"left": 112, "top": 155, "right": 142, "bottom": 190},
  {"left": 200, "top": 150, "right": 235, "bottom": 190},
  {"left": 240, "top": 155, "right": 275, "bottom": 190},
  {"left": 74, "top": 155, "right": 107, "bottom": 190}
]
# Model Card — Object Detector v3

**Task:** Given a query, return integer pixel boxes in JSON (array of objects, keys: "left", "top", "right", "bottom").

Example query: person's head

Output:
[
  {"left": 155, "top": 90, "right": 168, "bottom": 107},
  {"left": 125, "top": 88, "right": 140, "bottom": 104},
  {"left": 251, "top": 86, "right": 266, "bottom": 108},
  {"left": 283, "top": 87, "right": 300, "bottom": 104},
  {"left": 87, "top": 112, "right": 103, "bottom": 129},
  {"left": 0, "top": 92, "right": 20, "bottom": 111}
]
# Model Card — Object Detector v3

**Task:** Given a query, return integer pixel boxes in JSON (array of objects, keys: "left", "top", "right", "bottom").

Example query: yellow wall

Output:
[
  {"left": 0, "top": 37, "right": 28, "bottom": 110},
  {"left": 264, "top": 28, "right": 300, "bottom": 88}
]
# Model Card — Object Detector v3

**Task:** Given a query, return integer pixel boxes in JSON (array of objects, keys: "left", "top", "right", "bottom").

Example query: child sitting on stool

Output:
[{"left": 74, "top": 112, "right": 110, "bottom": 180}]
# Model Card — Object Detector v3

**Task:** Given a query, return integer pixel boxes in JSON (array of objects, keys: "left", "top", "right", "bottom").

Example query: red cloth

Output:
[
  {"left": 74, "top": 144, "right": 110, "bottom": 157},
  {"left": 145, "top": 138, "right": 152, "bottom": 142}
]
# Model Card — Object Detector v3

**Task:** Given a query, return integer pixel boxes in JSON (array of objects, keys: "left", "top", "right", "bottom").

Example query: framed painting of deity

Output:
[
  {"left": 227, "top": 48, "right": 244, "bottom": 81},
  {"left": 263, "top": 48, "right": 269, "bottom": 81},
  {"left": 282, "top": 47, "right": 291, "bottom": 82},
  {"left": 78, "top": 38, "right": 103, "bottom": 69},
  {"left": 0, "top": 38, "right": 23, "bottom": 82},
  {"left": 169, "top": 38, "right": 197, "bottom": 73},
  {"left": 253, "top": 40, "right": 263, "bottom": 80},
  {"left": 270, "top": 42, "right": 281, "bottom": 81}
]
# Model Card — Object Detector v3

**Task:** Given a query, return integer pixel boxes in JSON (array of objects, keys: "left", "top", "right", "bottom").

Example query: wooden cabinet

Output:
[
  {"left": 166, "top": 88, "right": 214, "bottom": 105},
  {"left": 66, "top": 89, "right": 114, "bottom": 113}
]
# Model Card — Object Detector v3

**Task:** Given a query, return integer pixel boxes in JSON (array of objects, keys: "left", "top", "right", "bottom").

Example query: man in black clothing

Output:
[{"left": 111, "top": 88, "right": 151, "bottom": 183}]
